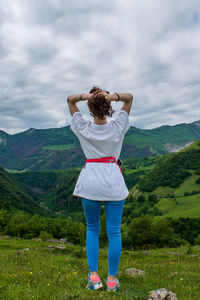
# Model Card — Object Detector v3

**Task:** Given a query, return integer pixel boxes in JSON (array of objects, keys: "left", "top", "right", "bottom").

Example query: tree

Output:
[{"left": 137, "top": 195, "right": 145, "bottom": 203}]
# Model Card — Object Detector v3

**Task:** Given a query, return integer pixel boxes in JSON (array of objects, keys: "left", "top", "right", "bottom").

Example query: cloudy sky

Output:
[{"left": 0, "top": 0, "right": 200, "bottom": 134}]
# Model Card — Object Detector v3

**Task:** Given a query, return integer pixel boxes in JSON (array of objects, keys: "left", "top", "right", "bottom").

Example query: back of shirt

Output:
[
  {"left": 70, "top": 110, "right": 130, "bottom": 160},
  {"left": 69, "top": 109, "right": 130, "bottom": 201}
]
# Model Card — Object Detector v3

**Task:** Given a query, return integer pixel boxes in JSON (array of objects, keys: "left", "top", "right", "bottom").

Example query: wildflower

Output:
[
  {"left": 17, "top": 251, "right": 21, "bottom": 255},
  {"left": 47, "top": 283, "right": 50, "bottom": 286},
  {"left": 30, "top": 272, "right": 32, "bottom": 275}
]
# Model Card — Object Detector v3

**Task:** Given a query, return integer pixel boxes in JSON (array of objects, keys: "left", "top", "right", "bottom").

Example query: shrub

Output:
[
  {"left": 194, "top": 234, "right": 200, "bottom": 245},
  {"left": 137, "top": 195, "right": 145, "bottom": 202},
  {"left": 39, "top": 231, "right": 53, "bottom": 241},
  {"left": 196, "top": 177, "right": 200, "bottom": 184}
]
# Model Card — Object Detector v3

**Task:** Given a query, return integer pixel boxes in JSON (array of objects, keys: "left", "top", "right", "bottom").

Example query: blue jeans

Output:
[{"left": 81, "top": 197, "right": 125, "bottom": 276}]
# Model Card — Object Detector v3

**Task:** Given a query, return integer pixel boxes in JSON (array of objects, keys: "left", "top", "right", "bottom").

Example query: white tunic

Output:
[{"left": 70, "top": 110, "right": 130, "bottom": 201}]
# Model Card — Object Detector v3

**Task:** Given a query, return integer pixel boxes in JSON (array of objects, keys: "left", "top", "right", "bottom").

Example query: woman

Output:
[{"left": 67, "top": 86, "right": 133, "bottom": 292}]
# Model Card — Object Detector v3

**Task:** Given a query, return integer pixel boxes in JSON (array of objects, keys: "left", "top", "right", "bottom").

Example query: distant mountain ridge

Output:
[{"left": 0, "top": 119, "right": 200, "bottom": 171}]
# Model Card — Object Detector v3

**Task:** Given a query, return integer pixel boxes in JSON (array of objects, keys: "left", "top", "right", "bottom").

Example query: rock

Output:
[
  {"left": 142, "top": 251, "right": 149, "bottom": 255},
  {"left": 66, "top": 241, "right": 75, "bottom": 246},
  {"left": 148, "top": 288, "right": 178, "bottom": 300},
  {"left": 21, "top": 248, "right": 30, "bottom": 251},
  {"left": 59, "top": 238, "right": 67, "bottom": 243},
  {"left": 165, "top": 252, "right": 184, "bottom": 256},
  {"left": 4, "top": 235, "right": 11, "bottom": 239},
  {"left": 46, "top": 245, "right": 56, "bottom": 250},
  {"left": 188, "top": 255, "right": 199, "bottom": 258},
  {"left": 125, "top": 267, "right": 146, "bottom": 277},
  {"left": 47, "top": 239, "right": 61, "bottom": 243},
  {"left": 83, "top": 247, "right": 86, "bottom": 251},
  {"left": 32, "top": 238, "right": 42, "bottom": 242},
  {"left": 55, "top": 244, "right": 66, "bottom": 250}
]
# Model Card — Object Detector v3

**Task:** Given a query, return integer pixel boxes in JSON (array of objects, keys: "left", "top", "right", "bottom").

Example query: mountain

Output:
[
  {"left": 0, "top": 166, "right": 51, "bottom": 216},
  {"left": 138, "top": 138, "right": 200, "bottom": 192},
  {"left": 124, "top": 139, "right": 200, "bottom": 221},
  {"left": 11, "top": 168, "right": 82, "bottom": 217},
  {"left": 0, "top": 119, "right": 200, "bottom": 171}
]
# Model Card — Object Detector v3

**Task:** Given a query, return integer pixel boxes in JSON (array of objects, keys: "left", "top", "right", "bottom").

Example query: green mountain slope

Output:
[
  {"left": 138, "top": 139, "right": 200, "bottom": 192},
  {"left": 0, "top": 119, "right": 200, "bottom": 171},
  {"left": 125, "top": 139, "right": 200, "bottom": 221},
  {"left": 0, "top": 166, "right": 50, "bottom": 216},
  {"left": 11, "top": 168, "right": 83, "bottom": 218}
]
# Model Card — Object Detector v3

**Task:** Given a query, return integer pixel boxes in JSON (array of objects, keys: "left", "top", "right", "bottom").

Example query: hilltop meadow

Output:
[{"left": 0, "top": 235, "right": 200, "bottom": 299}]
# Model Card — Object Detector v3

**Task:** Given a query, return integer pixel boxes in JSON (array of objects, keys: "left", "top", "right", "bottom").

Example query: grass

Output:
[
  {"left": 175, "top": 171, "right": 200, "bottom": 197},
  {"left": 154, "top": 194, "right": 200, "bottom": 219},
  {"left": 0, "top": 236, "right": 200, "bottom": 299}
]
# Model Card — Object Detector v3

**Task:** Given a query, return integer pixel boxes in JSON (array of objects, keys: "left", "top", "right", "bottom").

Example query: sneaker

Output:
[
  {"left": 86, "top": 273, "right": 103, "bottom": 290},
  {"left": 106, "top": 276, "right": 119, "bottom": 292}
]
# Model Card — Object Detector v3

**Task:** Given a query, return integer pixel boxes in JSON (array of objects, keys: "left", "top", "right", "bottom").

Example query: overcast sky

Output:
[{"left": 0, "top": 0, "right": 200, "bottom": 134}]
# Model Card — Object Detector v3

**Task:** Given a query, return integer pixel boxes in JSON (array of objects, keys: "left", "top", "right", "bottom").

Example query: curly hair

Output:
[{"left": 87, "top": 86, "right": 115, "bottom": 120}]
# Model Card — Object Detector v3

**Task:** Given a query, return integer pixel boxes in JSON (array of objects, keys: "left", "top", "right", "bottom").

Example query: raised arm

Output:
[
  {"left": 67, "top": 94, "right": 92, "bottom": 116},
  {"left": 107, "top": 93, "right": 133, "bottom": 115}
]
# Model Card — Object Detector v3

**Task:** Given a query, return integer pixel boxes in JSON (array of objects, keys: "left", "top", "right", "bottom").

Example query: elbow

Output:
[
  {"left": 67, "top": 95, "right": 72, "bottom": 102},
  {"left": 129, "top": 93, "right": 133, "bottom": 101}
]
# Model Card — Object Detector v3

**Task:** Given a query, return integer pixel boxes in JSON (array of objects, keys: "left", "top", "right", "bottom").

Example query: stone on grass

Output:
[
  {"left": 4, "top": 235, "right": 11, "bottom": 239},
  {"left": 56, "top": 244, "right": 66, "bottom": 250},
  {"left": 47, "top": 239, "right": 61, "bottom": 243},
  {"left": 21, "top": 248, "right": 30, "bottom": 251},
  {"left": 142, "top": 251, "right": 149, "bottom": 255},
  {"left": 47, "top": 238, "right": 67, "bottom": 243},
  {"left": 59, "top": 238, "right": 67, "bottom": 243},
  {"left": 32, "top": 238, "right": 42, "bottom": 242},
  {"left": 46, "top": 244, "right": 66, "bottom": 250},
  {"left": 125, "top": 267, "right": 146, "bottom": 277},
  {"left": 46, "top": 245, "right": 56, "bottom": 250},
  {"left": 148, "top": 288, "right": 177, "bottom": 300},
  {"left": 66, "top": 241, "right": 75, "bottom": 246}
]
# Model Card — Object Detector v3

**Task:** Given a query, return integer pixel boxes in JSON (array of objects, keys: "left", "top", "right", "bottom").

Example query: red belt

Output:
[{"left": 85, "top": 156, "right": 121, "bottom": 172}]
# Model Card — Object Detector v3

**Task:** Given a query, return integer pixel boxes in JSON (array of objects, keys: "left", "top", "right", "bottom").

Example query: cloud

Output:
[{"left": 0, "top": 0, "right": 200, "bottom": 134}]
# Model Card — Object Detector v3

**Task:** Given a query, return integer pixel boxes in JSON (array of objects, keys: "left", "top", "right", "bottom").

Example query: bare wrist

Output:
[{"left": 81, "top": 93, "right": 92, "bottom": 101}]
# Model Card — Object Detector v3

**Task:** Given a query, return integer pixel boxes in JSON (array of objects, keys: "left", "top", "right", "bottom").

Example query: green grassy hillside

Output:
[
  {"left": 125, "top": 139, "right": 200, "bottom": 220},
  {"left": 138, "top": 139, "right": 200, "bottom": 192},
  {"left": 154, "top": 194, "right": 200, "bottom": 219}
]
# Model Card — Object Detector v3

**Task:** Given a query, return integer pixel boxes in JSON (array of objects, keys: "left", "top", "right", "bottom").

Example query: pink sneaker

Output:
[
  {"left": 86, "top": 273, "right": 103, "bottom": 290},
  {"left": 106, "top": 277, "right": 119, "bottom": 292}
]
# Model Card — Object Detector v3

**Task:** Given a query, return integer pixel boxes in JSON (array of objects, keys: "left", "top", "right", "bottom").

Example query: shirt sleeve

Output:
[
  {"left": 70, "top": 111, "right": 88, "bottom": 136},
  {"left": 112, "top": 110, "right": 130, "bottom": 134}
]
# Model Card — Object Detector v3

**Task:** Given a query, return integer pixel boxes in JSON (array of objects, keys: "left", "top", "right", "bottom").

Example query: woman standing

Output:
[{"left": 67, "top": 87, "right": 133, "bottom": 292}]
